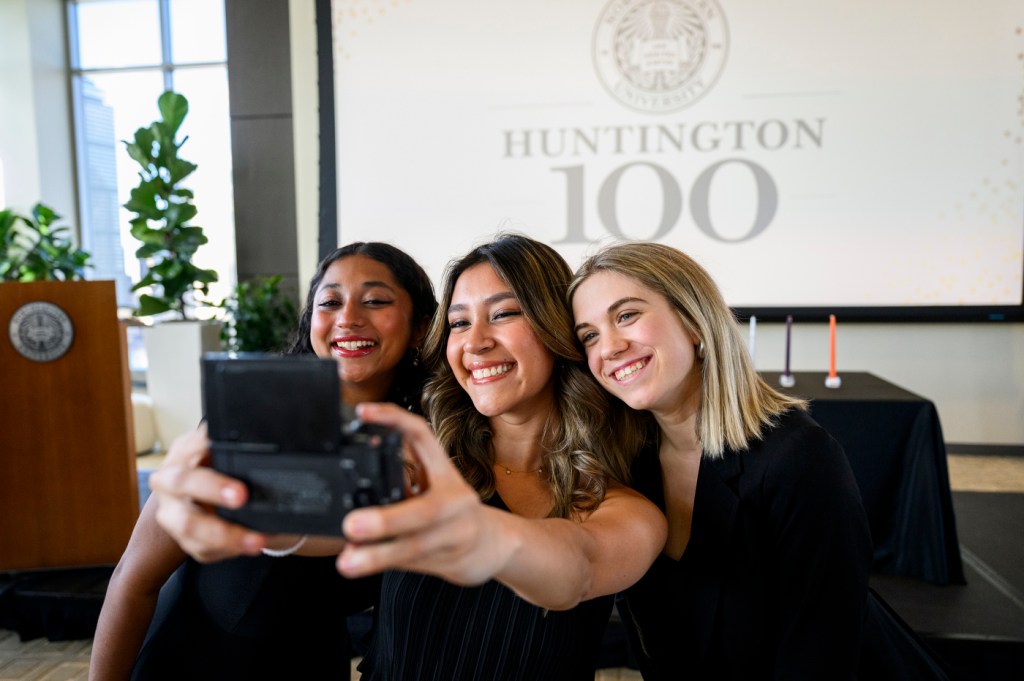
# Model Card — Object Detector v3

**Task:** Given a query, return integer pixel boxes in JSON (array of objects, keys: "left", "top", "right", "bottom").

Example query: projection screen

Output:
[{"left": 320, "top": 0, "right": 1024, "bottom": 321}]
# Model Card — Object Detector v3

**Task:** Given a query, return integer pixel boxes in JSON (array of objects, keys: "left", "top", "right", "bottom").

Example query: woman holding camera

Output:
[
  {"left": 89, "top": 242, "right": 436, "bottom": 681},
  {"left": 148, "top": 234, "right": 667, "bottom": 680}
]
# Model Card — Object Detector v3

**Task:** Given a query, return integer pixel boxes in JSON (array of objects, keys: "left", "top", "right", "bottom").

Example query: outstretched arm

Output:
[
  {"left": 89, "top": 495, "right": 185, "bottom": 681},
  {"left": 336, "top": 403, "right": 667, "bottom": 611}
]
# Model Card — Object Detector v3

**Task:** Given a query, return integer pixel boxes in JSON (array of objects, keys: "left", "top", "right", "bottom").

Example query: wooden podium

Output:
[{"left": 0, "top": 280, "right": 139, "bottom": 570}]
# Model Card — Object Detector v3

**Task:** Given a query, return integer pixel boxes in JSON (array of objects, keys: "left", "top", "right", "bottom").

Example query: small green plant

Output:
[
  {"left": 0, "top": 203, "right": 91, "bottom": 282},
  {"left": 218, "top": 275, "right": 298, "bottom": 353},
  {"left": 123, "top": 90, "right": 218, "bottom": 319}
]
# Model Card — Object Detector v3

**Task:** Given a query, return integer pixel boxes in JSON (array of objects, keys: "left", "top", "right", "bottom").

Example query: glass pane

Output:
[
  {"left": 75, "top": 0, "right": 162, "bottom": 69},
  {"left": 74, "top": 70, "right": 165, "bottom": 306},
  {"left": 170, "top": 65, "right": 237, "bottom": 304},
  {"left": 170, "top": 0, "right": 227, "bottom": 64}
]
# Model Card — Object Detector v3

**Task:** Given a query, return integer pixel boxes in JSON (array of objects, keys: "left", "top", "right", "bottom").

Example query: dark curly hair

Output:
[{"left": 286, "top": 242, "right": 437, "bottom": 413}]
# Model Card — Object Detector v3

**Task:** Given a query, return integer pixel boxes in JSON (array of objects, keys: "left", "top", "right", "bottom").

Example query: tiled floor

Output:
[
  {"left": 1, "top": 453, "right": 1020, "bottom": 680},
  {"left": 946, "top": 454, "right": 1024, "bottom": 492},
  {"left": 0, "top": 632, "right": 90, "bottom": 681}
]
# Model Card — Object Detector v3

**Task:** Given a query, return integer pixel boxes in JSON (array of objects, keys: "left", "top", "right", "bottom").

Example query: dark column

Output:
[{"left": 224, "top": 0, "right": 300, "bottom": 299}]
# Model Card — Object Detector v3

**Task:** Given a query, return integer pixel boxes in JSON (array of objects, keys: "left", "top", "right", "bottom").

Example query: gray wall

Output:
[{"left": 224, "top": 0, "right": 301, "bottom": 301}]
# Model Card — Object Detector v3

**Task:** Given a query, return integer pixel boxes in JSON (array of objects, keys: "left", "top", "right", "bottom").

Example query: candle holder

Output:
[
  {"left": 825, "top": 374, "right": 842, "bottom": 389},
  {"left": 779, "top": 372, "right": 796, "bottom": 388}
]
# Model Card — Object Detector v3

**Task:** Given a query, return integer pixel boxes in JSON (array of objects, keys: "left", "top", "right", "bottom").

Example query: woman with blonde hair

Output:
[{"left": 569, "top": 241, "right": 875, "bottom": 679}]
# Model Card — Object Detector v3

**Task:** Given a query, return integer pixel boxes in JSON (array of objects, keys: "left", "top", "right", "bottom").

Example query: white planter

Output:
[{"left": 142, "top": 320, "right": 223, "bottom": 450}]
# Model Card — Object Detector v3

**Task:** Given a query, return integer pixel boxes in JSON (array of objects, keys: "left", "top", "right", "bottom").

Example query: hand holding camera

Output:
[{"left": 201, "top": 353, "right": 406, "bottom": 537}]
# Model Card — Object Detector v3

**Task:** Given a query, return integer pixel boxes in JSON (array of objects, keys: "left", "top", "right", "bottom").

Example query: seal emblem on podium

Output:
[{"left": 9, "top": 301, "right": 75, "bottom": 362}]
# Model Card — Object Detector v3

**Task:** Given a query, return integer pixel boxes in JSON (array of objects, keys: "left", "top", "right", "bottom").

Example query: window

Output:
[{"left": 67, "top": 0, "right": 236, "bottom": 316}]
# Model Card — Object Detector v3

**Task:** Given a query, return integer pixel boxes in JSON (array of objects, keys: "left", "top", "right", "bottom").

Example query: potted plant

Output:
[
  {"left": 0, "top": 203, "right": 92, "bottom": 282},
  {"left": 123, "top": 90, "right": 218, "bottom": 319},
  {"left": 123, "top": 90, "right": 222, "bottom": 449},
  {"left": 218, "top": 275, "right": 298, "bottom": 353}
]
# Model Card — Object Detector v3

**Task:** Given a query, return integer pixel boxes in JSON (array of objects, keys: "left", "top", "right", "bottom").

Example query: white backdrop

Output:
[{"left": 329, "top": 0, "right": 1023, "bottom": 309}]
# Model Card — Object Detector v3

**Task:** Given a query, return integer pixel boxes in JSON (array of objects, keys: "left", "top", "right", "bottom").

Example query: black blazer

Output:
[{"left": 619, "top": 408, "right": 874, "bottom": 680}]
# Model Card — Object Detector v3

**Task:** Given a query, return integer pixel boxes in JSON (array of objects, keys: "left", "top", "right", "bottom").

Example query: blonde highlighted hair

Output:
[{"left": 568, "top": 241, "right": 805, "bottom": 458}]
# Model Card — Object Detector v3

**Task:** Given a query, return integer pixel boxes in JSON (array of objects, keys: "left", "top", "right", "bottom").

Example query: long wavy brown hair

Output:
[{"left": 422, "top": 233, "right": 646, "bottom": 518}]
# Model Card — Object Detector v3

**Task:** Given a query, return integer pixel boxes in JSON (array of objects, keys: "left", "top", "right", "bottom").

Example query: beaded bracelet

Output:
[{"left": 261, "top": 534, "right": 308, "bottom": 557}]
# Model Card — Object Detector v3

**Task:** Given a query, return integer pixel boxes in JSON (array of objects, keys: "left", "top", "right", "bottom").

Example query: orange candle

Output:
[{"left": 828, "top": 314, "right": 837, "bottom": 377}]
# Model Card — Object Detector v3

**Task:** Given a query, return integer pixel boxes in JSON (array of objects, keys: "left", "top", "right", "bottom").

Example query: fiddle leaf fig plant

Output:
[
  {"left": 0, "top": 203, "right": 92, "bottom": 282},
  {"left": 123, "top": 90, "right": 218, "bottom": 319}
]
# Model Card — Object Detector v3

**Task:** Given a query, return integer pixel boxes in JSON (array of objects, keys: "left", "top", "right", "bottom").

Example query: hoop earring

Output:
[{"left": 697, "top": 341, "right": 706, "bottom": 359}]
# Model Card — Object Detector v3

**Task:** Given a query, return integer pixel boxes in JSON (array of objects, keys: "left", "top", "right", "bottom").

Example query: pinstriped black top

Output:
[{"left": 356, "top": 495, "right": 614, "bottom": 681}]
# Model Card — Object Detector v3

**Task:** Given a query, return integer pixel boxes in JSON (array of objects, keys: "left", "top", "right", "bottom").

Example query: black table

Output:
[{"left": 761, "top": 371, "right": 965, "bottom": 586}]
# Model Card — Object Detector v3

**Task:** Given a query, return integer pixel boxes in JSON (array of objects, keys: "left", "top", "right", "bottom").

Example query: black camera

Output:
[{"left": 201, "top": 353, "right": 405, "bottom": 537}]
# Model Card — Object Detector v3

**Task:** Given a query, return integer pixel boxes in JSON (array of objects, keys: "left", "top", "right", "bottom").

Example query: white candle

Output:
[
  {"left": 778, "top": 314, "right": 797, "bottom": 388},
  {"left": 748, "top": 315, "right": 757, "bottom": 361}
]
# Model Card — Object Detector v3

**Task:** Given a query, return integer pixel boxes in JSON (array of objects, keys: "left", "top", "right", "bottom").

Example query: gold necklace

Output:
[{"left": 493, "top": 461, "right": 543, "bottom": 476}]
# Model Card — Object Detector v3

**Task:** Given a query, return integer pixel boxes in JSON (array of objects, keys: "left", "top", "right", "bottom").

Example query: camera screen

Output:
[{"left": 202, "top": 353, "right": 342, "bottom": 453}]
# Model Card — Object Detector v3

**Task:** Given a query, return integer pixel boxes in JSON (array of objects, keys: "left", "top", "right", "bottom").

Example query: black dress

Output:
[
  {"left": 619, "top": 408, "right": 874, "bottom": 680},
  {"left": 357, "top": 494, "right": 614, "bottom": 681},
  {"left": 131, "top": 554, "right": 378, "bottom": 680}
]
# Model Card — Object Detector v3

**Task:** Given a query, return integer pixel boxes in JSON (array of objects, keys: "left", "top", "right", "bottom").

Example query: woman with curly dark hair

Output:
[{"left": 91, "top": 242, "right": 435, "bottom": 681}]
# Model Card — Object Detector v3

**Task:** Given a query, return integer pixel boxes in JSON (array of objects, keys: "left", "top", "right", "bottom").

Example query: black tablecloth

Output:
[{"left": 762, "top": 371, "right": 965, "bottom": 585}]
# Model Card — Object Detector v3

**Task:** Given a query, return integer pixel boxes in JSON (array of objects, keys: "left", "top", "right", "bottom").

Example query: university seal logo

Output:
[
  {"left": 593, "top": 0, "right": 729, "bottom": 114},
  {"left": 9, "top": 301, "right": 75, "bottom": 362}
]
